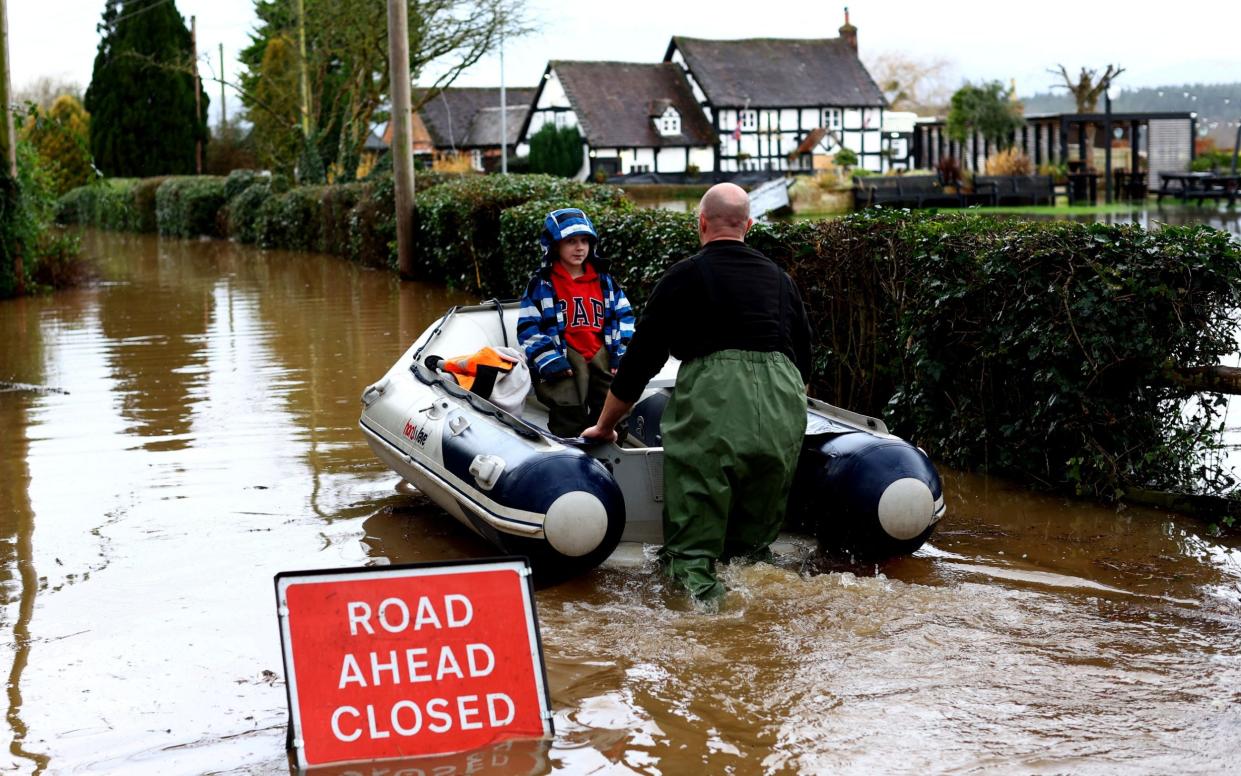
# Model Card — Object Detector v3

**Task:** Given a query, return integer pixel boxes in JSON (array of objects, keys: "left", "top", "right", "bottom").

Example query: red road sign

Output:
[{"left": 275, "top": 558, "right": 553, "bottom": 769}]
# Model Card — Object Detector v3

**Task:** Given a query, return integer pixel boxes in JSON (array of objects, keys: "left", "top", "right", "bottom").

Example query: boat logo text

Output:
[{"left": 403, "top": 418, "right": 429, "bottom": 446}]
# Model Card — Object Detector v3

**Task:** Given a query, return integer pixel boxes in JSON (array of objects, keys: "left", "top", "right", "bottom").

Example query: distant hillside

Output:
[{"left": 1021, "top": 82, "right": 1241, "bottom": 147}]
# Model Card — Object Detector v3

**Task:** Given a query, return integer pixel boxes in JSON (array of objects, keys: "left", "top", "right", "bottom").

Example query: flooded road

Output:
[{"left": 2, "top": 229, "right": 1240, "bottom": 774}]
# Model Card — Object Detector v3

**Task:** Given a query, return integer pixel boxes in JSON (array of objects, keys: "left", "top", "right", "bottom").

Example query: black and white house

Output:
[
  {"left": 520, "top": 60, "right": 717, "bottom": 179},
  {"left": 517, "top": 14, "right": 890, "bottom": 179},
  {"left": 663, "top": 15, "right": 889, "bottom": 173}
]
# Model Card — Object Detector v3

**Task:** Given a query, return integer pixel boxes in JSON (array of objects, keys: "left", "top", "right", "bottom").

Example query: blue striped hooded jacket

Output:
[{"left": 517, "top": 209, "right": 635, "bottom": 377}]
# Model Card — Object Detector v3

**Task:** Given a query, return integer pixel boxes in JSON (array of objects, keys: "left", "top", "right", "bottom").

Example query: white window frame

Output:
[
  {"left": 740, "top": 109, "right": 757, "bottom": 131},
  {"left": 822, "top": 108, "right": 842, "bottom": 130},
  {"left": 657, "top": 107, "right": 681, "bottom": 136}
]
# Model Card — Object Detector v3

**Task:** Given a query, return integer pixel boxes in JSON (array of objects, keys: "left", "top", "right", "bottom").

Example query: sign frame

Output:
[{"left": 274, "top": 556, "right": 554, "bottom": 770}]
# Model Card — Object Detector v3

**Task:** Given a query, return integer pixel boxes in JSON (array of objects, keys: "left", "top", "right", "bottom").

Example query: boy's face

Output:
[{"left": 556, "top": 234, "right": 591, "bottom": 271}]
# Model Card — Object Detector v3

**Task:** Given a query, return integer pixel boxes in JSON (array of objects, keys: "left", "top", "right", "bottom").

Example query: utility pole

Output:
[
  {"left": 0, "top": 0, "right": 21, "bottom": 295},
  {"left": 295, "top": 0, "right": 311, "bottom": 138},
  {"left": 191, "top": 16, "right": 202, "bottom": 174},
  {"left": 386, "top": 0, "right": 415, "bottom": 278},
  {"left": 219, "top": 43, "right": 227, "bottom": 129},
  {"left": 0, "top": 0, "right": 15, "bottom": 178},
  {"left": 499, "top": 25, "right": 507, "bottom": 174}
]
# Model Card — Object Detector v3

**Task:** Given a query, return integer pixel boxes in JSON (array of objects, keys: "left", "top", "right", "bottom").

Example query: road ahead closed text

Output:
[{"left": 278, "top": 563, "right": 550, "bottom": 766}]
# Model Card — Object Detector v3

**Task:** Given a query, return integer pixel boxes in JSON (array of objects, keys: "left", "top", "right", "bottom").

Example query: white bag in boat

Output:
[{"left": 487, "top": 346, "right": 530, "bottom": 417}]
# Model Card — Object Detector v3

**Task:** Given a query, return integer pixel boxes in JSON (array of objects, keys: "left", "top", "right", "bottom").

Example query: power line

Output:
[{"left": 107, "top": 0, "right": 177, "bottom": 27}]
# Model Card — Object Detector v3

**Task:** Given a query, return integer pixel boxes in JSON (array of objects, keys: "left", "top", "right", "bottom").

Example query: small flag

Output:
[{"left": 732, "top": 121, "right": 742, "bottom": 142}]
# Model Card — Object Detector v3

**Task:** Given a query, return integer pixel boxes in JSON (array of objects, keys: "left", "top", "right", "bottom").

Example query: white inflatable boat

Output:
[{"left": 359, "top": 301, "right": 946, "bottom": 577}]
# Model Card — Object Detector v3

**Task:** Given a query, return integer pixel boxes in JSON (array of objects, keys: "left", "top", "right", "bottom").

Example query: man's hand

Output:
[{"left": 580, "top": 423, "right": 618, "bottom": 443}]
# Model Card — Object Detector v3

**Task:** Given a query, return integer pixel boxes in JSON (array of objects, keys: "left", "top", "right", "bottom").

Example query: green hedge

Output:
[
  {"left": 3, "top": 141, "right": 82, "bottom": 297},
  {"left": 498, "top": 203, "right": 695, "bottom": 299},
  {"left": 506, "top": 205, "right": 1241, "bottom": 500},
  {"left": 57, "top": 178, "right": 142, "bottom": 230},
  {"left": 53, "top": 173, "right": 1241, "bottom": 499},
  {"left": 761, "top": 212, "right": 1241, "bottom": 500},
  {"left": 414, "top": 175, "right": 628, "bottom": 292},
  {"left": 155, "top": 177, "right": 228, "bottom": 238}
]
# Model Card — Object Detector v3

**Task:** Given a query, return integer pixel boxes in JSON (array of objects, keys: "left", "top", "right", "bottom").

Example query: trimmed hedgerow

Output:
[
  {"left": 347, "top": 174, "right": 397, "bottom": 267},
  {"left": 498, "top": 201, "right": 694, "bottom": 300},
  {"left": 763, "top": 211, "right": 1241, "bottom": 500},
  {"left": 258, "top": 185, "right": 326, "bottom": 251},
  {"left": 224, "top": 178, "right": 271, "bottom": 244},
  {"left": 155, "top": 176, "right": 228, "bottom": 237},
  {"left": 52, "top": 173, "right": 1241, "bottom": 500},
  {"left": 415, "top": 174, "right": 629, "bottom": 292},
  {"left": 56, "top": 177, "right": 141, "bottom": 230}
]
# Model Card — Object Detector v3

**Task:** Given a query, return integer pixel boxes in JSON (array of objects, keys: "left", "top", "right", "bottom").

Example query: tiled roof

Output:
[
  {"left": 548, "top": 61, "right": 716, "bottom": 148},
  {"left": 417, "top": 87, "right": 536, "bottom": 148},
  {"left": 463, "top": 105, "right": 530, "bottom": 147},
  {"left": 668, "top": 37, "right": 885, "bottom": 108}
]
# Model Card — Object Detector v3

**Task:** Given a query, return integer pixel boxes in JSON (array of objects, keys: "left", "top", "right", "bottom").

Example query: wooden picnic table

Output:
[{"left": 1156, "top": 172, "right": 1240, "bottom": 205}]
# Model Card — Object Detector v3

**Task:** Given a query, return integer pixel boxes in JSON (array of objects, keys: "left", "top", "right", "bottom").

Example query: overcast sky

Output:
[{"left": 9, "top": 0, "right": 1241, "bottom": 125}]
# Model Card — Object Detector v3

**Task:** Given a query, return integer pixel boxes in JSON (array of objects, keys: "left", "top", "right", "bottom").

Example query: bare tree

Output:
[
  {"left": 1050, "top": 64, "right": 1125, "bottom": 170},
  {"left": 13, "top": 75, "right": 83, "bottom": 111},
  {"left": 1050, "top": 64, "right": 1125, "bottom": 112},
  {"left": 235, "top": 0, "right": 530, "bottom": 180},
  {"left": 865, "top": 52, "right": 957, "bottom": 114}
]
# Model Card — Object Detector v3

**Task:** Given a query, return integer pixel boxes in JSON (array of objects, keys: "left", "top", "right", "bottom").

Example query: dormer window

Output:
[{"left": 657, "top": 106, "right": 681, "bottom": 136}]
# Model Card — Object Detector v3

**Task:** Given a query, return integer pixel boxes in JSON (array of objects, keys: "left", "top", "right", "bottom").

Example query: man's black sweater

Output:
[{"left": 610, "top": 239, "right": 812, "bottom": 403}]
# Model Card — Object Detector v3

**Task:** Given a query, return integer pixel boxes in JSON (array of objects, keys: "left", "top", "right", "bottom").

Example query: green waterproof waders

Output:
[{"left": 658, "top": 349, "right": 806, "bottom": 602}]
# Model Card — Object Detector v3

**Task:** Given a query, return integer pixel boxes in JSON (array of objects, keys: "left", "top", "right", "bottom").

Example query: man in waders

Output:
[{"left": 582, "top": 183, "right": 812, "bottom": 603}]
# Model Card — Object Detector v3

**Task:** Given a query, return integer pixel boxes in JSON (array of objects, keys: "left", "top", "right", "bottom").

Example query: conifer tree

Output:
[{"left": 85, "top": 0, "right": 209, "bottom": 176}]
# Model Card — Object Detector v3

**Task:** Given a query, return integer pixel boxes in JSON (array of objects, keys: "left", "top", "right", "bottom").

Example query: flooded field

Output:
[{"left": 2, "top": 229, "right": 1240, "bottom": 774}]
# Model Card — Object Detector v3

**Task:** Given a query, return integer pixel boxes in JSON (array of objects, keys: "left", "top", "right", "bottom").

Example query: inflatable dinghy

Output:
[{"left": 359, "top": 302, "right": 945, "bottom": 577}]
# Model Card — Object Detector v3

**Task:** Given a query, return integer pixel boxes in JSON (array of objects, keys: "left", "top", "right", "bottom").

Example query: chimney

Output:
[{"left": 839, "top": 6, "right": 857, "bottom": 53}]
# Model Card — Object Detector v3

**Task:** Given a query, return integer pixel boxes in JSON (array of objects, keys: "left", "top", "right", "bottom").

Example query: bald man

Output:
[{"left": 582, "top": 183, "right": 812, "bottom": 604}]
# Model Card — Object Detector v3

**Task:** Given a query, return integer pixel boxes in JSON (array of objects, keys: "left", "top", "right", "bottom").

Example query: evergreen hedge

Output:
[
  {"left": 54, "top": 173, "right": 1241, "bottom": 500},
  {"left": 155, "top": 177, "right": 228, "bottom": 238}
]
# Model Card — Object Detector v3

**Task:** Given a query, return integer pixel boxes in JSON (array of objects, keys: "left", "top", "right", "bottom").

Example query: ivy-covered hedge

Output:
[
  {"left": 155, "top": 177, "right": 228, "bottom": 238},
  {"left": 57, "top": 177, "right": 143, "bottom": 231},
  {"left": 764, "top": 212, "right": 1241, "bottom": 499},
  {"left": 508, "top": 206, "right": 1241, "bottom": 499},
  {"left": 2, "top": 141, "right": 82, "bottom": 297},
  {"left": 414, "top": 175, "right": 628, "bottom": 292},
  {"left": 54, "top": 173, "right": 1241, "bottom": 499}
]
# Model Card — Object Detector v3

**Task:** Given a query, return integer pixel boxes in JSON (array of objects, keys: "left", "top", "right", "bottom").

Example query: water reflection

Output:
[{"left": 0, "top": 229, "right": 1238, "bottom": 773}]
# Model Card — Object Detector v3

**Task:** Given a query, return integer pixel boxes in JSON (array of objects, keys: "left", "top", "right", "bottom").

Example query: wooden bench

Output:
[
  {"left": 853, "top": 175, "right": 960, "bottom": 209},
  {"left": 973, "top": 175, "right": 1055, "bottom": 206}
]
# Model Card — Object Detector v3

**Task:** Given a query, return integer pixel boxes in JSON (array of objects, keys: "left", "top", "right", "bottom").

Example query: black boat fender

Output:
[{"left": 787, "top": 428, "right": 944, "bottom": 558}]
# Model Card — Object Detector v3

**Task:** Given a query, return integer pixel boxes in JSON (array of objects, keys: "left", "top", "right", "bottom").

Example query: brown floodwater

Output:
[{"left": 1, "top": 229, "right": 1239, "bottom": 775}]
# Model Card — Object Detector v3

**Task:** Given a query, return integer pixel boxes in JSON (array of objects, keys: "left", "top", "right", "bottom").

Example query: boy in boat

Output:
[{"left": 518, "top": 208, "right": 635, "bottom": 437}]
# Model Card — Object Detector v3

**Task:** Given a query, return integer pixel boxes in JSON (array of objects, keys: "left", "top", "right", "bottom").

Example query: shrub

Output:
[
  {"left": 833, "top": 148, "right": 858, "bottom": 168},
  {"left": 984, "top": 147, "right": 1033, "bottom": 176},
  {"left": 257, "top": 185, "right": 325, "bottom": 251},
  {"left": 321, "top": 183, "right": 365, "bottom": 256},
  {"left": 225, "top": 179, "right": 273, "bottom": 244},
  {"left": 348, "top": 174, "right": 397, "bottom": 267},
  {"left": 770, "top": 212, "right": 1239, "bottom": 500},
  {"left": 223, "top": 169, "right": 260, "bottom": 200},
  {"left": 55, "top": 177, "right": 140, "bottom": 230},
  {"left": 131, "top": 177, "right": 169, "bottom": 232},
  {"left": 2, "top": 140, "right": 83, "bottom": 297},
  {"left": 21, "top": 95, "right": 94, "bottom": 196},
  {"left": 154, "top": 177, "right": 228, "bottom": 237},
  {"left": 528, "top": 124, "right": 584, "bottom": 178}
]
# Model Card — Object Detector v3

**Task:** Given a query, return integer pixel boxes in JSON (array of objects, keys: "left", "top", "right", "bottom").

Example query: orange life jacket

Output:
[{"left": 442, "top": 346, "right": 517, "bottom": 396}]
